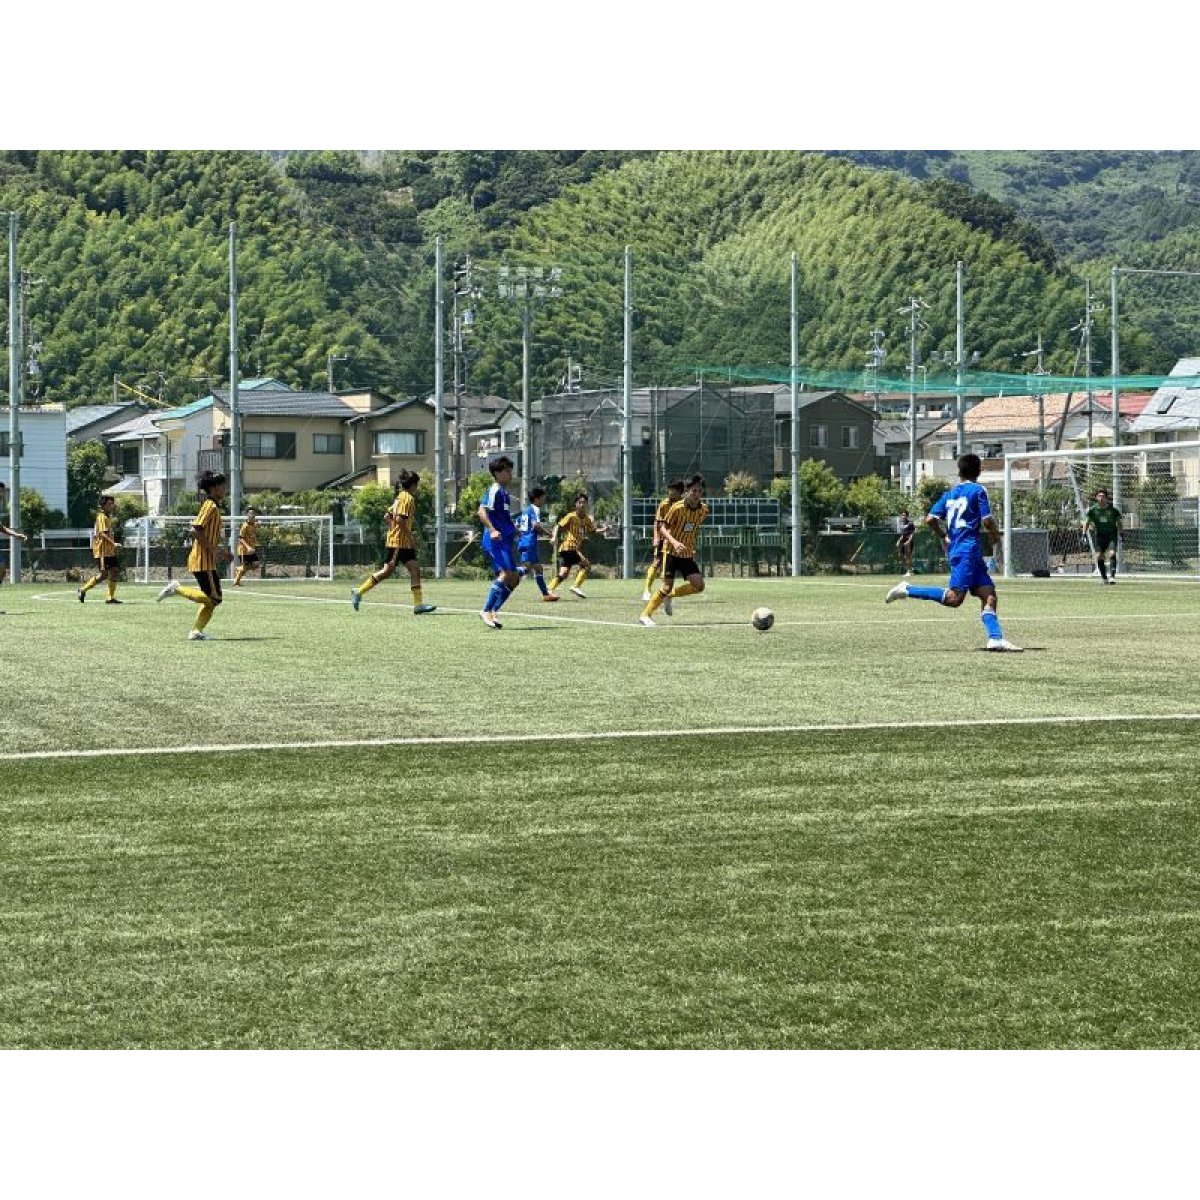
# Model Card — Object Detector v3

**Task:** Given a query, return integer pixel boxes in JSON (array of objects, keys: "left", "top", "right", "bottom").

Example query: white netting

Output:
[
  {"left": 1003, "top": 441, "right": 1200, "bottom": 578},
  {"left": 131, "top": 515, "right": 333, "bottom": 583}
]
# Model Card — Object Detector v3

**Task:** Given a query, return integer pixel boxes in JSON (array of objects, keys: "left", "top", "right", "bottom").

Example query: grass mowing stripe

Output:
[{"left": 3, "top": 725, "right": 1197, "bottom": 1049}]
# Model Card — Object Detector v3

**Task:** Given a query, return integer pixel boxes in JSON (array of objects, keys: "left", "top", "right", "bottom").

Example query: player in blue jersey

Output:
[
  {"left": 516, "top": 485, "right": 559, "bottom": 603},
  {"left": 883, "top": 453, "right": 1022, "bottom": 652},
  {"left": 477, "top": 455, "right": 520, "bottom": 628}
]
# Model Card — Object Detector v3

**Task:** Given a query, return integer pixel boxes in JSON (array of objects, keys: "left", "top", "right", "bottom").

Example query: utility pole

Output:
[
  {"left": 434, "top": 236, "right": 446, "bottom": 577},
  {"left": 228, "top": 222, "right": 241, "bottom": 565},
  {"left": 622, "top": 246, "right": 633, "bottom": 579},
  {"left": 1023, "top": 332, "right": 1049, "bottom": 493},
  {"left": 327, "top": 353, "right": 347, "bottom": 395},
  {"left": 955, "top": 260, "right": 966, "bottom": 456},
  {"left": 497, "top": 265, "right": 564, "bottom": 506},
  {"left": 6, "top": 213, "right": 22, "bottom": 582},
  {"left": 451, "top": 257, "right": 479, "bottom": 498},
  {"left": 900, "top": 296, "right": 927, "bottom": 495},
  {"left": 790, "top": 252, "right": 801, "bottom": 576}
]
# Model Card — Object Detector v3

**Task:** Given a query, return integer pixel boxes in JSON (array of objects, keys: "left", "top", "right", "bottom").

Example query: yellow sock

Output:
[
  {"left": 107, "top": 579, "right": 117, "bottom": 600},
  {"left": 672, "top": 582, "right": 698, "bottom": 599},
  {"left": 411, "top": 586, "right": 423, "bottom": 607},
  {"left": 549, "top": 575, "right": 561, "bottom": 591},
  {"left": 643, "top": 590, "right": 666, "bottom": 618},
  {"left": 234, "top": 565, "right": 246, "bottom": 585},
  {"left": 193, "top": 604, "right": 214, "bottom": 632},
  {"left": 574, "top": 568, "right": 589, "bottom": 589},
  {"left": 644, "top": 563, "right": 658, "bottom": 592},
  {"left": 81, "top": 575, "right": 101, "bottom": 594},
  {"left": 358, "top": 575, "right": 378, "bottom": 595},
  {"left": 176, "top": 586, "right": 208, "bottom": 604}
]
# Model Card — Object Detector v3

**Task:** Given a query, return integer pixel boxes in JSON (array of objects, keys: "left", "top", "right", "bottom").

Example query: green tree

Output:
[
  {"left": 723, "top": 470, "right": 761, "bottom": 497},
  {"left": 916, "top": 475, "right": 951, "bottom": 512},
  {"left": 799, "top": 459, "right": 846, "bottom": 542},
  {"left": 19, "top": 487, "right": 52, "bottom": 541},
  {"left": 67, "top": 440, "right": 110, "bottom": 526},
  {"left": 845, "top": 474, "right": 888, "bottom": 525},
  {"left": 455, "top": 471, "right": 493, "bottom": 524},
  {"left": 349, "top": 483, "right": 394, "bottom": 555}
]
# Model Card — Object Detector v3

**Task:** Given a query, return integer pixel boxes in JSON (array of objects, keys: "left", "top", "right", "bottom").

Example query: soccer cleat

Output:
[
  {"left": 157, "top": 579, "right": 180, "bottom": 602},
  {"left": 663, "top": 595, "right": 673, "bottom": 616},
  {"left": 641, "top": 590, "right": 651, "bottom": 602},
  {"left": 570, "top": 586, "right": 587, "bottom": 599},
  {"left": 541, "top": 593, "right": 560, "bottom": 603},
  {"left": 884, "top": 582, "right": 909, "bottom": 604},
  {"left": 985, "top": 637, "right": 1023, "bottom": 653},
  {"left": 1106, "top": 578, "right": 1117, "bottom": 585},
  {"left": 479, "top": 611, "right": 502, "bottom": 629},
  {"left": 105, "top": 598, "right": 122, "bottom": 605},
  {"left": 77, "top": 587, "right": 86, "bottom": 603},
  {"left": 351, "top": 588, "right": 361, "bottom": 611},
  {"left": 414, "top": 604, "right": 436, "bottom": 614},
  {"left": 904, "top": 570, "right": 913, "bottom": 577},
  {"left": 187, "top": 629, "right": 209, "bottom": 641},
  {"left": 638, "top": 615, "right": 656, "bottom": 627}
]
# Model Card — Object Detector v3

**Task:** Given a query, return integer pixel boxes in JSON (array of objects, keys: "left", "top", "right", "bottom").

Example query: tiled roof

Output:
[
  {"left": 66, "top": 404, "right": 137, "bottom": 433},
  {"left": 211, "top": 389, "right": 357, "bottom": 418},
  {"left": 927, "top": 392, "right": 1150, "bottom": 438}
]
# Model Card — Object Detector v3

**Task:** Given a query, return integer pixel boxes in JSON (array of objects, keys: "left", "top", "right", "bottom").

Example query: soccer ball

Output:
[{"left": 751, "top": 606, "right": 774, "bottom": 631}]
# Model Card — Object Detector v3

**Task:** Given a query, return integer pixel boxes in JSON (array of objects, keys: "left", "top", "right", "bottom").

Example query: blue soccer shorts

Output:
[
  {"left": 486, "top": 533, "right": 517, "bottom": 574},
  {"left": 947, "top": 551, "right": 993, "bottom": 593}
]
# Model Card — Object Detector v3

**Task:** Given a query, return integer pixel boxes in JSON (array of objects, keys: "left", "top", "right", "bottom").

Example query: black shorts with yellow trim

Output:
[
  {"left": 663, "top": 553, "right": 700, "bottom": 579},
  {"left": 557, "top": 548, "right": 583, "bottom": 569},
  {"left": 193, "top": 570, "right": 223, "bottom": 601},
  {"left": 96, "top": 555, "right": 121, "bottom": 572},
  {"left": 239, "top": 551, "right": 259, "bottom": 566},
  {"left": 383, "top": 546, "right": 417, "bottom": 568}
]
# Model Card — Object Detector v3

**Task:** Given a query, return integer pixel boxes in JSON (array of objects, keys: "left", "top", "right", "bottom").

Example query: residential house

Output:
[
  {"left": 465, "top": 403, "right": 528, "bottom": 480},
  {"left": 0, "top": 405, "right": 68, "bottom": 513},
  {"left": 1129, "top": 358, "right": 1200, "bottom": 443},
  {"left": 770, "top": 390, "right": 886, "bottom": 483},
  {"left": 67, "top": 402, "right": 152, "bottom": 451}
]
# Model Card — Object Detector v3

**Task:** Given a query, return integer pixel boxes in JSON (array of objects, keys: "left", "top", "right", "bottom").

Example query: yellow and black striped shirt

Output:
[
  {"left": 387, "top": 490, "right": 415, "bottom": 550},
  {"left": 660, "top": 499, "right": 709, "bottom": 558},
  {"left": 237, "top": 520, "right": 258, "bottom": 554},
  {"left": 556, "top": 511, "right": 596, "bottom": 553},
  {"left": 188, "top": 498, "right": 222, "bottom": 573},
  {"left": 92, "top": 511, "right": 116, "bottom": 560},
  {"left": 652, "top": 498, "right": 673, "bottom": 544}
]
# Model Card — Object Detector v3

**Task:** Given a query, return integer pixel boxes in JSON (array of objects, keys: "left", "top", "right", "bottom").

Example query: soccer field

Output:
[{"left": 2, "top": 573, "right": 1198, "bottom": 1047}]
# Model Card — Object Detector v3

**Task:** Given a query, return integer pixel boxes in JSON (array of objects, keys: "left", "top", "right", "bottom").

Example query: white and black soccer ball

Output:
[{"left": 751, "top": 606, "right": 774, "bottom": 631}]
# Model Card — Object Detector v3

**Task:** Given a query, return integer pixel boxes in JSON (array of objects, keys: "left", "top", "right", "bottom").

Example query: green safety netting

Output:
[{"left": 689, "top": 364, "right": 1200, "bottom": 396}]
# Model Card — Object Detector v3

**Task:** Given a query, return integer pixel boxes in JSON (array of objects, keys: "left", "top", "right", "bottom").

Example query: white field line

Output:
[{"left": 4, "top": 710, "right": 1200, "bottom": 763}]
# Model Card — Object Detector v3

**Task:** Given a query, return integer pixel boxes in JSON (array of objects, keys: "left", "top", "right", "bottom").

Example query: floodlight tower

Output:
[
  {"left": 451, "top": 258, "right": 482, "bottom": 497},
  {"left": 864, "top": 329, "right": 886, "bottom": 413},
  {"left": 1022, "top": 332, "right": 1050, "bottom": 493},
  {"left": 497, "top": 264, "right": 564, "bottom": 505}
]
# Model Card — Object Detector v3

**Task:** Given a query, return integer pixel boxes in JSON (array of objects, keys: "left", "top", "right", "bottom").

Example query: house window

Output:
[
  {"left": 374, "top": 430, "right": 425, "bottom": 456},
  {"left": 245, "top": 432, "right": 297, "bottom": 460},
  {"left": 120, "top": 444, "right": 140, "bottom": 474},
  {"left": 313, "top": 433, "right": 345, "bottom": 455},
  {"left": 503, "top": 430, "right": 520, "bottom": 450},
  {"left": 982, "top": 442, "right": 1003, "bottom": 459},
  {"left": 810, "top": 424, "right": 828, "bottom": 448},
  {"left": 1026, "top": 441, "right": 1040, "bottom": 453},
  {"left": 640, "top": 425, "right": 651, "bottom": 446},
  {"left": 841, "top": 426, "right": 860, "bottom": 450}
]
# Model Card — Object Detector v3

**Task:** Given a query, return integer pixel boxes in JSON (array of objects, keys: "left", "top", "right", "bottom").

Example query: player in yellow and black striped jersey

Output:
[
  {"left": 351, "top": 470, "right": 435, "bottom": 614},
  {"left": 233, "top": 507, "right": 260, "bottom": 586},
  {"left": 639, "top": 474, "right": 709, "bottom": 626},
  {"left": 78, "top": 495, "right": 124, "bottom": 604},
  {"left": 549, "top": 492, "right": 609, "bottom": 599},
  {"left": 642, "top": 478, "right": 684, "bottom": 601},
  {"left": 156, "top": 470, "right": 231, "bottom": 640}
]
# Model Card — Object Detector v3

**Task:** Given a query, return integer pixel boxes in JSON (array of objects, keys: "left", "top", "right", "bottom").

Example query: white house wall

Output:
[{"left": 0, "top": 408, "right": 68, "bottom": 513}]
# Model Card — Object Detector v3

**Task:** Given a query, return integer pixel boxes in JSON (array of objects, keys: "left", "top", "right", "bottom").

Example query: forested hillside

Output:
[{"left": 0, "top": 149, "right": 1189, "bottom": 410}]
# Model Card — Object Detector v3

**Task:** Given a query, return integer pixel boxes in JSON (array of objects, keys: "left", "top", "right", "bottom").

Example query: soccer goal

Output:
[
  {"left": 1001, "top": 440, "right": 1200, "bottom": 579},
  {"left": 131, "top": 514, "right": 335, "bottom": 584}
]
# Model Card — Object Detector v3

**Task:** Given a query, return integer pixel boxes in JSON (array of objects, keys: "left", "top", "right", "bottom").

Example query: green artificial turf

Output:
[{"left": 1, "top": 576, "right": 1198, "bottom": 1047}]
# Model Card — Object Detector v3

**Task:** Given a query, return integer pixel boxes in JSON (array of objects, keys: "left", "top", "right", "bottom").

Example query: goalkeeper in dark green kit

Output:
[{"left": 1084, "top": 488, "right": 1122, "bottom": 584}]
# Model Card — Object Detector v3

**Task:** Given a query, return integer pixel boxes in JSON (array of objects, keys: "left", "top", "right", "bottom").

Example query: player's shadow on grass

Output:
[
  {"left": 211, "top": 635, "right": 286, "bottom": 642},
  {"left": 973, "top": 645, "right": 1048, "bottom": 653}
]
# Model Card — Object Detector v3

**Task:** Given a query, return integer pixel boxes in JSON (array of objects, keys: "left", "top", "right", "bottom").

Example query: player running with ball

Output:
[{"left": 884, "top": 453, "right": 1022, "bottom": 652}]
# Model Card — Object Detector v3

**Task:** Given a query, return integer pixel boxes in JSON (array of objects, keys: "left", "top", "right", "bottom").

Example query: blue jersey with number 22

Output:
[{"left": 930, "top": 480, "right": 991, "bottom": 559}]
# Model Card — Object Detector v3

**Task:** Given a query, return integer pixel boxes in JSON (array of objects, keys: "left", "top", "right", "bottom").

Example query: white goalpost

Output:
[
  {"left": 1002, "top": 440, "right": 1200, "bottom": 580},
  {"left": 133, "top": 514, "right": 335, "bottom": 584}
]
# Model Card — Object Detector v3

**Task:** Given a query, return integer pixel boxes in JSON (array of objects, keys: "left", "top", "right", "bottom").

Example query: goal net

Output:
[
  {"left": 1002, "top": 440, "right": 1200, "bottom": 579},
  {"left": 130, "top": 514, "right": 334, "bottom": 583}
]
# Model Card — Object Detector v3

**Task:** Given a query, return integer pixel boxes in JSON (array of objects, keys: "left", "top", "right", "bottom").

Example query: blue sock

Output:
[
  {"left": 981, "top": 610, "right": 1002, "bottom": 639},
  {"left": 907, "top": 585, "right": 947, "bottom": 603},
  {"left": 534, "top": 572, "right": 549, "bottom": 596},
  {"left": 493, "top": 582, "right": 512, "bottom": 612},
  {"left": 484, "top": 582, "right": 504, "bottom": 612}
]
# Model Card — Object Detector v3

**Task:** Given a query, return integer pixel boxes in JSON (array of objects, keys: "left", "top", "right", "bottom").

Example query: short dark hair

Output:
[
  {"left": 687, "top": 473, "right": 706, "bottom": 490},
  {"left": 1095, "top": 488, "right": 1109, "bottom": 499},
  {"left": 489, "top": 455, "right": 514, "bottom": 477},
  {"left": 667, "top": 478, "right": 686, "bottom": 493},
  {"left": 574, "top": 491, "right": 589, "bottom": 503},
  {"left": 398, "top": 469, "right": 420, "bottom": 491},
  {"left": 246, "top": 506, "right": 258, "bottom": 515},
  {"left": 528, "top": 487, "right": 546, "bottom": 503},
  {"left": 100, "top": 494, "right": 115, "bottom": 507},
  {"left": 197, "top": 470, "right": 226, "bottom": 496},
  {"left": 957, "top": 454, "right": 982, "bottom": 481}
]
